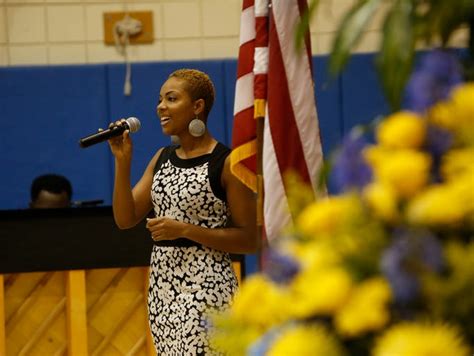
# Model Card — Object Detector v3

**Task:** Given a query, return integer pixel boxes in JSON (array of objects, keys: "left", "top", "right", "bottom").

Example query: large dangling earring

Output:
[{"left": 188, "top": 115, "right": 206, "bottom": 137}]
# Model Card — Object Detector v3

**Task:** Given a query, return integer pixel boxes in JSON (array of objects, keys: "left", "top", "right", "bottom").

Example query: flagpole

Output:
[
  {"left": 254, "top": 99, "right": 265, "bottom": 268},
  {"left": 253, "top": 0, "right": 270, "bottom": 269}
]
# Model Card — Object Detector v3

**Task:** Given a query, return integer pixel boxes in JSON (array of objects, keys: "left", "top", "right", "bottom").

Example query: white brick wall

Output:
[{"left": 0, "top": 0, "right": 469, "bottom": 66}]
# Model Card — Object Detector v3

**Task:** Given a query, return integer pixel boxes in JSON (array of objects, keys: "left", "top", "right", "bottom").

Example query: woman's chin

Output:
[
  {"left": 161, "top": 127, "right": 173, "bottom": 136},
  {"left": 160, "top": 128, "right": 180, "bottom": 143}
]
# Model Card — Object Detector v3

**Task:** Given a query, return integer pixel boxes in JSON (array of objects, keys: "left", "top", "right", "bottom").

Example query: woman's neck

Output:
[{"left": 175, "top": 133, "right": 217, "bottom": 159}]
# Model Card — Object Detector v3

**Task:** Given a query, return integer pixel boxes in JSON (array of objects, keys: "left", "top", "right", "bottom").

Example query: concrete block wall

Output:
[{"left": 3, "top": 0, "right": 467, "bottom": 67}]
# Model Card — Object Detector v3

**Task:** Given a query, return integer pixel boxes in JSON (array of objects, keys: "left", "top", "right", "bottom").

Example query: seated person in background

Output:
[{"left": 30, "top": 174, "right": 72, "bottom": 209}]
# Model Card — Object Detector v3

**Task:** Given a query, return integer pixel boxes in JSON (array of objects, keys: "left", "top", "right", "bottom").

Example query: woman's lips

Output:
[{"left": 160, "top": 117, "right": 171, "bottom": 126}]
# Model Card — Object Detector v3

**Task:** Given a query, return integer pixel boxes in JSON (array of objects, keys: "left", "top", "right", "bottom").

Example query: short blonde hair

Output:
[{"left": 169, "top": 69, "right": 215, "bottom": 118}]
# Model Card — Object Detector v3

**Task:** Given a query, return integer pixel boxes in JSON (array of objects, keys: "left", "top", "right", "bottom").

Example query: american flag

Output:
[{"left": 231, "top": 0, "right": 324, "bottom": 244}]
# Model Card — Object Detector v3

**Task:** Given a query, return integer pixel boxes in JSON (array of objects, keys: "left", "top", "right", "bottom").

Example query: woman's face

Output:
[{"left": 156, "top": 77, "right": 195, "bottom": 136}]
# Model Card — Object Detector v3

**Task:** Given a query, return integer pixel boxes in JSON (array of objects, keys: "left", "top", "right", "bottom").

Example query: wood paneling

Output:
[
  {"left": 67, "top": 270, "right": 88, "bottom": 355},
  {"left": 2, "top": 268, "right": 152, "bottom": 356},
  {"left": 0, "top": 275, "right": 5, "bottom": 356},
  {"left": 1, "top": 262, "right": 242, "bottom": 355}
]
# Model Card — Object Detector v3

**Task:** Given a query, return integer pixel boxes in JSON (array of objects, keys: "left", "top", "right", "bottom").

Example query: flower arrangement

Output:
[{"left": 210, "top": 52, "right": 473, "bottom": 355}]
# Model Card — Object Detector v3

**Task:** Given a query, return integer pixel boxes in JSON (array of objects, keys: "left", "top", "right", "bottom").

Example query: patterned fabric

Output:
[{"left": 148, "top": 143, "right": 238, "bottom": 355}]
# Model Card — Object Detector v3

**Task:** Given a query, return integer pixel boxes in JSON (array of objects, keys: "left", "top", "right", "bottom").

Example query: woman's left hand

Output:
[{"left": 146, "top": 217, "right": 185, "bottom": 241}]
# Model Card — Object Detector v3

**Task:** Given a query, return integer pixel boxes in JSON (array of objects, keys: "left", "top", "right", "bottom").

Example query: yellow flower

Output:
[
  {"left": 441, "top": 148, "right": 474, "bottom": 181},
  {"left": 422, "top": 241, "right": 474, "bottom": 327},
  {"left": 450, "top": 82, "right": 474, "bottom": 109},
  {"left": 290, "top": 266, "right": 352, "bottom": 317},
  {"left": 335, "top": 278, "right": 392, "bottom": 337},
  {"left": 231, "top": 275, "right": 289, "bottom": 328},
  {"left": 376, "top": 111, "right": 426, "bottom": 149},
  {"left": 449, "top": 83, "right": 474, "bottom": 144},
  {"left": 297, "top": 195, "right": 361, "bottom": 237},
  {"left": 406, "top": 177, "right": 474, "bottom": 226},
  {"left": 363, "top": 145, "right": 392, "bottom": 168},
  {"left": 289, "top": 240, "right": 341, "bottom": 270},
  {"left": 429, "top": 83, "right": 474, "bottom": 145},
  {"left": 268, "top": 324, "right": 344, "bottom": 356},
  {"left": 363, "top": 182, "right": 399, "bottom": 222},
  {"left": 429, "top": 101, "right": 456, "bottom": 131},
  {"left": 210, "top": 314, "right": 261, "bottom": 356},
  {"left": 365, "top": 147, "right": 432, "bottom": 199},
  {"left": 372, "top": 322, "right": 470, "bottom": 356},
  {"left": 284, "top": 170, "right": 319, "bottom": 218}
]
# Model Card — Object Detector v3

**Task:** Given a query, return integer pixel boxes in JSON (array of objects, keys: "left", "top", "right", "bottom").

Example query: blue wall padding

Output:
[
  {"left": 312, "top": 56, "right": 344, "bottom": 156},
  {"left": 0, "top": 65, "right": 111, "bottom": 209},
  {"left": 222, "top": 59, "right": 238, "bottom": 145},
  {"left": 340, "top": 53, "right": 391, "bottom": 133},
  {"left": 0, "top": 54, "right": 388, "bottom": 210}
]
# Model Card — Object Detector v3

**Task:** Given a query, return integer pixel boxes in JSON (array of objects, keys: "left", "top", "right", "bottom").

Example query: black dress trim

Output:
[
  {"left": 151, "top": 142, "right": 231, "bottom": 248},
  {"left": 208, "top": 143, "right": 230, "bottom": 202},
  {"left": 155, "top": 238, "right": 201, "bottom": 247},
  {"left": 152, "top": 142, "right": 230, "bottom": 202}
]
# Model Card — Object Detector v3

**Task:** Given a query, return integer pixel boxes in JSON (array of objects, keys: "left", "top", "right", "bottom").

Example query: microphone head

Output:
[{"left": 126, "top": 117, "right": 141, "bottom": 133}]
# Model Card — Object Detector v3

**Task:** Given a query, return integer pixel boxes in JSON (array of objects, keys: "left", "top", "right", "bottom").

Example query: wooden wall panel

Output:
[
  {"left": 1, "top": 262, "right": 242, "bottom": 355},
  {"left": 0, "top": 275, "right": 5, "bottom": 356},
  {"left": 86, "top": 267, "right": 150, "bottom": 356},
  {"left": 67, "top": 270, "right": 88, "bottom": 355},
  {"left": 4, "top": 271, "right": 67, "bottom": 355}
]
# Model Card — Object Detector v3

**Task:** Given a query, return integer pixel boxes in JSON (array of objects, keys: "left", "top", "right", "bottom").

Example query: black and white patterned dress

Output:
[{"left": 148, "top": 143, "right": 238, "bottom": 355}]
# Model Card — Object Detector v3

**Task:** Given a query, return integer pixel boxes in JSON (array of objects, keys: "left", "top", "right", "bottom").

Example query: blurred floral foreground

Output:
[{"left": 210, "top": 49, "right": 474, "bottom": 356}]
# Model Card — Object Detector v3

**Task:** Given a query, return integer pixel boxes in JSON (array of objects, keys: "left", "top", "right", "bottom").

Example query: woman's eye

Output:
[{"left": 168, "top": 96, "right": 176, "bottom": 102}]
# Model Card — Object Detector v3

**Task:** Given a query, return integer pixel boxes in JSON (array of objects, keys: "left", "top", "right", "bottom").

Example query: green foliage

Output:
[
  {"left": 422, "top": 240, "right": 474, "bottom": 341},
  {"left": 377, "top": 0, "right": 415, "bottom": 110},
  {"left": 295, "top": 0, "right": 321, "bottom": 52},
  {"left": 329, "top": 0, "right": 384, "bottom": 75},
  {"left": 297, "top": 0, "right": 474, "bottom": 111}
]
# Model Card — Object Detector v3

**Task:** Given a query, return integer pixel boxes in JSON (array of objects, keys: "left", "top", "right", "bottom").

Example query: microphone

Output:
[{"left": 79, "top": 117, "right": 141, "bottom": 148}]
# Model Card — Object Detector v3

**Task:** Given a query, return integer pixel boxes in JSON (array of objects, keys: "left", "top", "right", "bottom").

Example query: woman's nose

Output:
[{"left": 156, "top": 103, "right": 164, "bottom": 114}]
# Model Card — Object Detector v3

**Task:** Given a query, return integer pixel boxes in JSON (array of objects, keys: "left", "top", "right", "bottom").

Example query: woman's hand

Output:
[
  {"left": 146, "top": 217, "right": 186, "bottom": 241},
  {"left": 105, "top": 119, "right": 133, "bottom": 161}
]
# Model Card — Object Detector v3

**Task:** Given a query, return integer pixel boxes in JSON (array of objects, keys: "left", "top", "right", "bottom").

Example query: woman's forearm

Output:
[
  {"left": 112, "top": 159, "right": 138, "bottom": 229},
  {"left": 146, "top": 216, "right": 258, "bottom": 253},
  {"left": 183, "top": 224, "right": 258, "bottom": 254}
]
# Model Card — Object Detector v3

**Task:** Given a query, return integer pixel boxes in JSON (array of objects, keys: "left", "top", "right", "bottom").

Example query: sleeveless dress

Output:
[{"left": 148, "top": 142, "right": 238, "bottom": 355}]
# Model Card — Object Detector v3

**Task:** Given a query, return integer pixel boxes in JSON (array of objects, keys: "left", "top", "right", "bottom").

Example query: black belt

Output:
[{"left": 154, "top": 237, "right": 201, "bottom": 247}]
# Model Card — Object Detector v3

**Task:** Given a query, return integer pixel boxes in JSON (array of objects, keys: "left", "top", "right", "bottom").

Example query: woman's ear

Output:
[{"left": 194, "top": 98, "right": 205, "bottom": 116}]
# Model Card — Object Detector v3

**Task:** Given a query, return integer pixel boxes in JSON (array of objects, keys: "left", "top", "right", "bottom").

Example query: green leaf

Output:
[
  {"left": 376, "top": 0, "right": 415, "bottom": 111},
  {"left": 329, "top": 0, "right": 385, "bottom": 75},
  {"left": 416, "top": 0, "right": 473, "bottom": 46},
  {"left": 295, "top": 0, "right": 321, "bottom": 52}
]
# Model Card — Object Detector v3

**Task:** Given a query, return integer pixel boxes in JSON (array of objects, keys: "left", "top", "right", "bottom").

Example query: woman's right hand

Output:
[{"left": 105, "top": 119, "right": 133, "bottom": 161}]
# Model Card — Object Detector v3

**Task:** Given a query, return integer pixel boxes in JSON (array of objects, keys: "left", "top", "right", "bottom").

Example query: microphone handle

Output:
[{"left": 79, "top": 125, "right": 126, "bottom": 148}]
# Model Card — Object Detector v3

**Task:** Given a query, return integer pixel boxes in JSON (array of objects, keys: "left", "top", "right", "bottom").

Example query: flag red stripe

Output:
[
  {"left": 267, "top": 11, "right": 312, "bottom": 186},
  {"left": 231, "top": 0, "right": 257, "bottom": 192},
  {"left": 236, "top": 41, "right": 255, "bottom": 79},
  {"left": 242, "top": 0, "right": 253, "bottom": 10},
  {"left": 255, "top": 17, "right": 269, "bottom": 47},
  {"left": 241, "top": 156, "right": 257, "bottom": 173},
  {"left": 232, "top": 107, "right": 256, "bottom": 146},
  {"left": 254, "top": 74, "right": 267, "bottom": 100}
]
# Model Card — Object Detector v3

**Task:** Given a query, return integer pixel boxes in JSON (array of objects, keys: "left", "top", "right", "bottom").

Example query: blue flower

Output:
[
  {"left": 330, "top": 128, "right": 372, "bottom": 194},
  {"left": 405, "top": 49, "right": 463, "bottom": 113},
  {"left": 248, "top": 326, "right": 282, "bottom": 356},
  {"left": 262, "top": 248, "right": 300, "bottom": 285},
  {"left": 426, "top": 124, "right": 454, "bottom": 182},
  {"left": 381, "top": 228, "right": 444, "bottom": 304}
]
